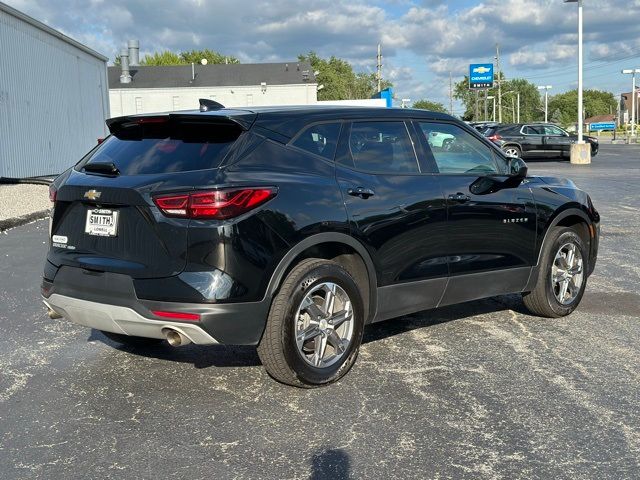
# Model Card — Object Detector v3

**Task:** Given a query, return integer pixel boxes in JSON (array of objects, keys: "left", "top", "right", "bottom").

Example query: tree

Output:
[
  {"left": 412, "top": 99, "right": 447, "bottom": 113},
  {"left": 114, "top": 49, "right": 240, "bottom": 66},
  {"left": 180, "top": 49, "right": 240, "bottom": 65},
  {"left": 547, "top": 89, "right": 617, "bottom": 126},
  {"left": 453, "top": 74, "right": 542, "bottom": 122},
  {"left": 298, "top": 52, "right": 392, "bottom": 101}
]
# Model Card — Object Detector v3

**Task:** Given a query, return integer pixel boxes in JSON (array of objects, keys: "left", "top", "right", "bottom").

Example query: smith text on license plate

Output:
[{"left": 85, "top": 209, "right": 118, "bottom": 237}]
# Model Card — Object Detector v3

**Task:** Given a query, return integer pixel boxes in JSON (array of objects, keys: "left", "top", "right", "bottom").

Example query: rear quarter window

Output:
[
  {"left": 79, "top": 120, "right": 243, "bottom": 175},
  {"left": 291, "top": 123, "right": 341, "bottom": 160}
]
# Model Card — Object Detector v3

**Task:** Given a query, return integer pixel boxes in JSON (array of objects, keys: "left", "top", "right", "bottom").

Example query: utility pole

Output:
[
  {"left": 376, "top": 44, "right": 382, "bottom": 93},
  {"left": 475, "top": 90, "right": 479, "bottom": 121},
  {"left": 496, "top": 43, "right": 502, "bottom": 123},
  {"left": 449, "top": 71, "right": 453, "bottom": 115},
  {"left": 538, "top": 85, "right": 552, "bottom": 122}
]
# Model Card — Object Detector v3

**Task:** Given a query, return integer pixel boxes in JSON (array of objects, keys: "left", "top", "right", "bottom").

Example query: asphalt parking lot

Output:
[{"left": 1, "top": 144, "right": 639, "bottom": 480}]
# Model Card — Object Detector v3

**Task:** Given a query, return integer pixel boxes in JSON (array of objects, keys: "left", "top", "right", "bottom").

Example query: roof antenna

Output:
[{"left": 199, "top": 98, "right": 225, "bottom": 112}]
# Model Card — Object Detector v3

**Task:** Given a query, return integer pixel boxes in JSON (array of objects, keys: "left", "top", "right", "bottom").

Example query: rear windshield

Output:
[{"left": 78, "top": 119, "right": 243, "bottom": 175}]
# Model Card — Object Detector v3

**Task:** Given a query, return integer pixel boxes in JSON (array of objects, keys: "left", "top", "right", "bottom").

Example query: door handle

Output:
[
  {"left": 347, "top": 187, "right": 375, "bottom": 199},
  {"left": 448, "top": 192, "right": 470, "bottom": 203}
]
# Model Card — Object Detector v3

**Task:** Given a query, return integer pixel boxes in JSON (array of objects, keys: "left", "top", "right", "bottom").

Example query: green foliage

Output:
[
  {"left": 298, "top": 51, "right": 392, "bottom": 101},
  {"left": 114, "top": 49, "right": 240, "bottom": 66},
  {"left": 548, "top": 89, "right": 617, "bottom": 126},
  {"left": 140, "top": 51, "right": 183, "bottom": 66},
  {"left": 412, "top": 99, "right": 447, "bottom": 113},
  {"left": 453, "top": 74, "right": 542, "bottom": 122},
  {"left": 180, "top": 49, "right": 240, "bottom": 65}
]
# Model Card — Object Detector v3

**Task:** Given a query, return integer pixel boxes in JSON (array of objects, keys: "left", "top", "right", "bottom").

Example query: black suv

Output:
[
  {"left": 43, "top": 103, "right": 600, "bottom": 387},
  {"left": 485, "top": 123, "right": 599, "bottom": 159}
]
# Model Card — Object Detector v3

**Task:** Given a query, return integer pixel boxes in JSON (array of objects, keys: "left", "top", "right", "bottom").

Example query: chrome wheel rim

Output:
[
  {"left": 294, "top": 282, "right": 354, "bottom": 368},
  {"left": 551, "top": 242, "right": 584, "bottom": 305},
  {"left": 504, "top": 147, "right": 519, "bottom": 157}
]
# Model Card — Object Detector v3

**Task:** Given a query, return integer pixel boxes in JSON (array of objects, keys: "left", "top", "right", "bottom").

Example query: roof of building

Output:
[
  {"left": 0, "top": 1, "right": 108, "bottom": 61},
  {"left": 585, "top": 114, "right": 616, "bottom": 124},
  {"left": 108, "top": 62, "right": 317, "bottom": 89}
]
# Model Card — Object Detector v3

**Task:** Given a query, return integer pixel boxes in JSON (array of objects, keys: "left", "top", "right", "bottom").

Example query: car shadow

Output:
[
  {"left": 363, "top": 293, "right": 526, "bottom": 345},
  {"left": 90, "top": 294, "right": 530, "bottom": 370}
]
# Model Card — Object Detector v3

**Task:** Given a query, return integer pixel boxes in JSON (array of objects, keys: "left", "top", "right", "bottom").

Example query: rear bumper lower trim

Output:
[{"left": 43, "top": 294, "right": 218, "bottom": 345}]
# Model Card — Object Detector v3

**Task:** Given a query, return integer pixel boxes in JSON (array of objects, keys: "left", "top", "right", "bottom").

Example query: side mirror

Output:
[{"left": 508, "top": 157, "right": 528, "bottom": 179}]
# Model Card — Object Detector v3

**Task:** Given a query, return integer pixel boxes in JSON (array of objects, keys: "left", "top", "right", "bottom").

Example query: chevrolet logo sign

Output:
[{"left": 84, "top": 189, "right": 101, "bottom": 200}]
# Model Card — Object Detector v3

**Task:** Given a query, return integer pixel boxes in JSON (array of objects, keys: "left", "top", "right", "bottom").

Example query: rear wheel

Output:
[
  {"left": 257, "top": 259, "right": 365, "bottom": 388},
  {"left": 522, "top": 227, "right": 588, "bottom": 318},
  {"left": 503, "top": 145, "right": 522, "bottom": 158},
  {"left": 100, "top": 330, "right": 164, "bottom": 346}
]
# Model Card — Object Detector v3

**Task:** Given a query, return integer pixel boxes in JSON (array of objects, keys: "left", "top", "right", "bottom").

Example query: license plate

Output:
[{"left": 85, "top": 209, "right": 118, "bottom": 237}]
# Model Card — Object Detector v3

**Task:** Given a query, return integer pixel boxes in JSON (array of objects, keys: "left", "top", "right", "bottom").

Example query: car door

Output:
[
  {"left": 335, "top": 120, "right": 448, "bottom": 321},
  {"left": 415, "top": 121, "right": 537, "bottom": 306},
  {"left": 542, "top": 125, "right": 573, "bottom": 157},
  {"left": 521, "top": 125, "right": 546, "bottom": 156}
]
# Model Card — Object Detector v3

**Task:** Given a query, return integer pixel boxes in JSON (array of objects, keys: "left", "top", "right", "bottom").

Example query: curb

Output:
[{"left": 0, "top": 210, "right": 50, "bottom": 232}]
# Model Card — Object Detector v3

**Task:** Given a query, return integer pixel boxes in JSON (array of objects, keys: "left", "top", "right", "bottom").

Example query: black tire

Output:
[
  {"left": 522, "top": 227, "right": 589, "bottom": 318},
  {"left": 100, "top": 330, "right": 164, "bottom": 346},
  {"left": 257, "top": 258, "right": 365, "bottom": 388},
  {"left": 502, "top": 145, "right": 522, "bottom": 158}
]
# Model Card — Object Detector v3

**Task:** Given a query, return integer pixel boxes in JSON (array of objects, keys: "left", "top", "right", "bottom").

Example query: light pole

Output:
[
  {"left": 503, "top": 91, "right": 520, "bottom": 123},
  {"left": 538, "top": 86, "right": 552, "bottom": 123},
  {"left": 565, "top": 0, "right": 584, "bottom": 141},
  {"left": 487, "top": 96, "right": 496, "bottom": 122},
  {"left": 622, "top": 69, "right": 640, "bottom": 138}
]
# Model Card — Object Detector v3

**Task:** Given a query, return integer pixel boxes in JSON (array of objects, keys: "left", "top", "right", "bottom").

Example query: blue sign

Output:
[
  {"left": 469, "top": 63, "right": 494, "bottom": 89},
  {"left": 589, "top": 122, "right": 615, "bottom": 131}
]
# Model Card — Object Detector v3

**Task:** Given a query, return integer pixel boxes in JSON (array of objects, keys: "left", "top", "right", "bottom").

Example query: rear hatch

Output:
[{"left": 48, "top": 112, "right": 252, "bottom": 279}]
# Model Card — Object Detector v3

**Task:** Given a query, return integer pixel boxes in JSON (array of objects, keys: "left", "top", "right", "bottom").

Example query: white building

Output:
[
  {"left": 108, "top": 57, "right": 318, "bottom": 116},
  {"left": 0, "top": 2, "right": 109, "bottom": 177}
]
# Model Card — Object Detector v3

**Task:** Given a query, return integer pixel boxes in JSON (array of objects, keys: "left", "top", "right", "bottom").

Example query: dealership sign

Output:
[{"left": 469, "top": 63, "right": 494, "bottom": 89}]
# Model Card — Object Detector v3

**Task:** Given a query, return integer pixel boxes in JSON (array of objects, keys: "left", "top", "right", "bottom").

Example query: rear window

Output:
[{"left": 79, "top": 119, "right": 243, "bottom": 175}]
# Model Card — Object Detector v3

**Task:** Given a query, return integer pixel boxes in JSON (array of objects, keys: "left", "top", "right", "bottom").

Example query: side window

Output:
[
  {"left": 419, "top": 122, "right": 503, "bottom": 175},
  {"left": 292, "top": 123, "right": 341, "bottom": 160},
  {"left": 524, "top": 125, "right": 544, "bottom": 135},
  {"left": 347, "top": 121, "right": 419, "bottom": 174},
  {"left": 544, "top": 125, "right": 565, "bottom": 136}
]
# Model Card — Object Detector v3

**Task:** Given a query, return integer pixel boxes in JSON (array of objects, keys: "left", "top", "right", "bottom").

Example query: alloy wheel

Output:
[
  {"left": 294, "top": 282, "right": 354, "bottom": 368},
  {"left": 551, "top": 242, "right": 584, "bottom": 305}
]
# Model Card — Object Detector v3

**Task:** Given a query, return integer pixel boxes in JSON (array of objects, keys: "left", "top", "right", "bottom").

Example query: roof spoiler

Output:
[
  {"left": 106, "top": 111, "right": 255, "bottom": 135},
  {"left": 199, "top": 98, "right": 225, "bottom": 112}
]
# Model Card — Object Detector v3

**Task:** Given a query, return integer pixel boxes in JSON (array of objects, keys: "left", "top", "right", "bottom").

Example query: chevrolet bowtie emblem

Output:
[{"left": 84, "top": 189, "right": 101, "bottom": 200}]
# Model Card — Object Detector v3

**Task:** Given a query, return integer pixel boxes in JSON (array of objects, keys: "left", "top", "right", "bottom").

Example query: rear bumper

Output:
[
  {"left": 44, "top": 294, "right": 219, "bottom": 345},
  {"left": 42, "top": 266, "right": 271, "bottom": 345}
]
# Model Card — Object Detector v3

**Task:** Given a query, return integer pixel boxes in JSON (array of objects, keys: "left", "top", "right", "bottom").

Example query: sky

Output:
[{"left": 6, "top": 0, "right": 640, "bottom": 114}]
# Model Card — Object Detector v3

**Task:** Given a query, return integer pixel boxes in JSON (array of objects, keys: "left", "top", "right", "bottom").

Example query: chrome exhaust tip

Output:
[
  {"left": 162, "top": 328, "right": 192, "bottom": 347},
  {"left": 43, "top": 301, "right": 63, "bottom": 319}
]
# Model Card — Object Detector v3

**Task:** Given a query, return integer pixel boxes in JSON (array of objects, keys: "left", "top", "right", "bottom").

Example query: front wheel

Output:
[
  {"left": 257, "top": 259, "right": 365, "bottom": 388},
  {"left": 522, "top": 227, "right": 588, "bottom": 318}
]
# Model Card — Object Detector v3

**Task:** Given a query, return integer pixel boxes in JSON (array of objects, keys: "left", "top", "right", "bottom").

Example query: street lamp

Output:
[
  {"left": 538, "top": 86, "right": 552, "bottom": 123},
  {"left": 622, "top": 69, "right": 640, "bottom": 138}
]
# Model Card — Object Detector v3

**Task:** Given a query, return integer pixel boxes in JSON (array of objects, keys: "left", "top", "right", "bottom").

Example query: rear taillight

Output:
[
  {"left": 488, "top": 134, "right": 502, "bottom": 141},
  {"left": 49, "top": 185, "right": 57, "bottom": 203},
  {"left": 153, "top": 187, "right": 277, "bottom": 220}
]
